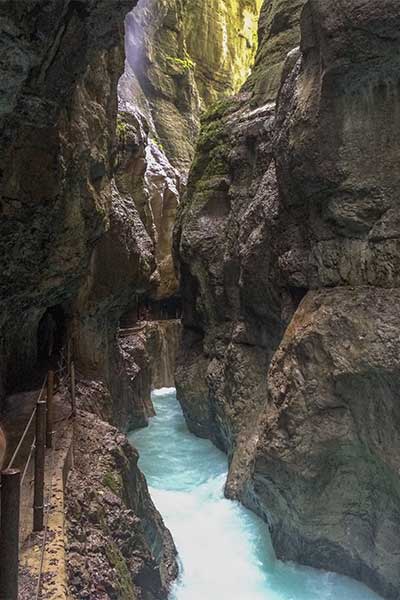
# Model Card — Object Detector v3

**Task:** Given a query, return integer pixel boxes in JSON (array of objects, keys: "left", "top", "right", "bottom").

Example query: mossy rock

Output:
[
  {"left": 166, "top": 52, "right": 195, "bottom": 75},
  {"left": 103, "top": 471, "right": 123, "bottom": 496},
  {"left": 105, "top": 542, "right": 135, "bottom": 600},
  {"left": 201, "top": 97, "right": 237, "bottom": 123}
]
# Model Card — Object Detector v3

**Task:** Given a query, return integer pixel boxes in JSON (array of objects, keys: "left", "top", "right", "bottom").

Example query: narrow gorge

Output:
[{"left": 0, "top": 1, "right": 399, "bottom": 599}]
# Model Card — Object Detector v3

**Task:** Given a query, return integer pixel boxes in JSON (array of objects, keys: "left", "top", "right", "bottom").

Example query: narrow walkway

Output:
[
  {"left": 19, "top": 416, "right": 73, "bottom": 600},
  {"left": 1, "top": 386, "right": 74, "bottom": 599}
]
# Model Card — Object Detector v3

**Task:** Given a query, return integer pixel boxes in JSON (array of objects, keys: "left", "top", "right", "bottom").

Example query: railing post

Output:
[
  {"left": 67, "top": 339, "right": 71, "bottom": 377},
  {"left": 70, "top": 361, "right": 76, "bottom": 417},
  {"left": 33, "top": 400, "right": 46, "bottom": 531},
  {"left": 0, "top": 468, "right": 21, "bottom": 600},
  {"left": 46, "top": 370, "right": 54, "bottom": 449}
]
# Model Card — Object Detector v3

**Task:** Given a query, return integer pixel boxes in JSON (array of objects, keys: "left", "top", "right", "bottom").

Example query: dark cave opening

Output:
[
  {"left": 37, "top": 304, "right": 67, "bottom": 364},
  {"left": 120, "top": 295, "right": 182, "bottom": 328},
  {"left": 289, "top": 286, "right": 308, "bottom": 310},
  {"left": 144, "top": 296, "right": 182, "bottom": 321}
]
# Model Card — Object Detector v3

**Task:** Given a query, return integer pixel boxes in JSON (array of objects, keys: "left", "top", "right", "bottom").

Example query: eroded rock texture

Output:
[
  {"left": 120, "top": 0, "right": 263, "bottom": 171},
  {"left": 175, "top": 0, "right": 400, "bottom": 596},
  {"left": 66, "top": 410, "right": 177, "bottom": 600},
  {"left": 114, "top": 110, "right": 181, "bottom": 302},
  {"left": 0, "top": 0, "right": 179, "bottom": 426},
  {"left": 0, "top": 0, "right": 133, "bottom": 404},
  {"left": 243, "top": 288, "right": 400, "bottom": 599},
  {"left": 117, "top": 0, "right": 265, "bottom": 303},
  {"left": 245, "top": 0, "right": 306, "bottom": 104},
  {"left": 145, "top": 320, "right": 181, "bottom": 389},
  {"left": 175, "top": 97, "right": 283, "bottom": 456},
  {"left": 274, "top": 0, "right": 400, "bottom": 290},
  {"left": 0, "top": 2, "right": 178, "bottom": 597}
]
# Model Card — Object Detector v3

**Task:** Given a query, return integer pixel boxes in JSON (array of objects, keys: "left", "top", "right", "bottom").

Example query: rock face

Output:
[
  {"left": 0, "top": 0, "right": 179, "bottom": 425},
  {"left": 0, "top": 0, "right": 133, "bottom": 406},
  {"left": 145, "top": 320, "right": 181, "bottom": 389},
  {"left": 66, "top": 409, "right": 177, "bottom": 600},
  {"left": 70, "top": 116, "right": 158, "bottom": 430},
  {"left": 114, "top": 110, "right": 181, "bottom": 301},
  {"left": 242, "top": 288, "right": 400, "bottom": 599},
  {"left": 117, "top": 0, "right": 265, "bottom": 303},
  {"left": 245, "top": 0, "right": 306, "bottom": 104},
  {"left": 274, "top": 0, "right": 400, "bottom": 292},
  {"left": 175, "top": 97, "right": 283, "bottom": 456},
  {"left": 120, "top": 0, "right": 263, "bottom": 171},
  {"left": 175, "top": 0, "right": 400, "bottom": 596}
]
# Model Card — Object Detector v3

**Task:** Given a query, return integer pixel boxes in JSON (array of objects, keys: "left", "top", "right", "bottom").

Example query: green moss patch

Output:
[
  {"left": 103, "top": 471, "right": 122, "bottom": 496},
  {"left": 105, "top": 542, "right": 135, "bottom": 600}
]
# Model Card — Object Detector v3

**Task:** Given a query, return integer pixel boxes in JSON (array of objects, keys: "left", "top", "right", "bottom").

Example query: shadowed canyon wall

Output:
[
  {"left": 117, "top": 0, "right": 264, "bottom": 306},
  {"left": 175, "top": 0, "right": 400, "bottom": 597},
  {"left": 0, "top": 1, "right": 179, "bottom": 597},
  {"left": 0, "top": 0, "right": 141, "bottom": 403},
  {"left": 0, "top": 1, "right": 263, "bottom": 595}
]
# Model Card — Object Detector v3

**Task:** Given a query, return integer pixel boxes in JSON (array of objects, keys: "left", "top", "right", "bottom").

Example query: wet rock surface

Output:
[
  {"left": 114, "top": 109, "right": 181, "bottom": 302},
  {"left": 142, "top": 320, "right": 181, "bottom": 390},
  {"left": 175, "top": 95, "right": 284, "bottom": 456},
  {"left": 66, "top": 411, "right": 177, "bottom": 600},
  {"left": 120, "top": 0, "right": 263, "bottom": 171},
  {"left": 274, "top": 0, "right": 400, "bottom": 291},
  {"left": 245, "top": 0, "right": 306, "bottom": 104},
  {"left": 175, "top": 0, "right": 400, "bottom": 597}
]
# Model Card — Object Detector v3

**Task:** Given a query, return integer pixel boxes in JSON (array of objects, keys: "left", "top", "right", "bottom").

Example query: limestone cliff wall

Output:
[
  {"left": 145, "top": 320, "right": 181, "bottom": 389},
  {"left": 116, "top": 0, "right": 264, "bottom": 303},
  {"left": 114, "top": 110, "right": 181, "bottom": 301},
  {"left": 175, "top": 0, "right": 400, "bottom": 597},
  {"left": 120, "top": 0, "right": 263, "bottom": 171},
  {"left": 174, "top": 0, "right": 304, "bottom": 453},
  {"left": 0, "top": 0, "right": 133, "bottom": 403},
  {"left": 244, "top": 0, "right": 306, "bottom": 105},
  {"left": 0, "top": 2, "right": 179, "bottom": 597},
  {"left": 0, "top": 0, "right": 178, "bottom": 425}
]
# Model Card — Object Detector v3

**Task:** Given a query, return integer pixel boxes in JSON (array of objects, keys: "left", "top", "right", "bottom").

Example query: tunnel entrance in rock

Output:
[
  {"left": 289, "top": 287, "right": 308, "bottom": 310},
  {"left": 145, "top": 296, "right": 182, "bottom": 321},
  {"left": 120, "top": 295, "right": 182, "bottom": 328},
  {"left": 37, "top": 305, "right": 67, "bottom": 363}
]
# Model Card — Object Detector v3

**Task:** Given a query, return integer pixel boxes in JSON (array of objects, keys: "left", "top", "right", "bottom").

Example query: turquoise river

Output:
[{"left": 130, "top": 388, "right": 381, "bottom": 600}]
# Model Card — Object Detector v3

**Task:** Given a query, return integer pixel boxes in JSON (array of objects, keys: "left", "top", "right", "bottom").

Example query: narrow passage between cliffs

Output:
[{"left": 129, "top": 389, "right": 381, "bottom": 600}]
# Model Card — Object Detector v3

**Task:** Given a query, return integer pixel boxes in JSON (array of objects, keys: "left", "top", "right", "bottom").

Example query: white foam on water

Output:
[
  {"left": 130, "top": 388, "right": 382, "bottom": 600},
  {"left": 151, "top": 387, "right": 176, "bottom": 397}
]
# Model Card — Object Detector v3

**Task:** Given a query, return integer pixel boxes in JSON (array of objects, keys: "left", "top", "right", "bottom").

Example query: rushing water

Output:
[{"left": 130, "top": 388, "right": 381, "bottom": 600}]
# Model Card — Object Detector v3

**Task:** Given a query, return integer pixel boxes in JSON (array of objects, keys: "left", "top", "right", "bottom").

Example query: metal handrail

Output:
[
  {"left": 0, "top": 348, "right": 75, "bottom": 600},
  {"left": 6, "top": 406, "right": 37, "bottom": 471},
  {"left": 6, "top": 375, "right": 47, "bottom": 471},
  {"left": 19, "top": 437, "right": 36, "bottom": 489}
]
